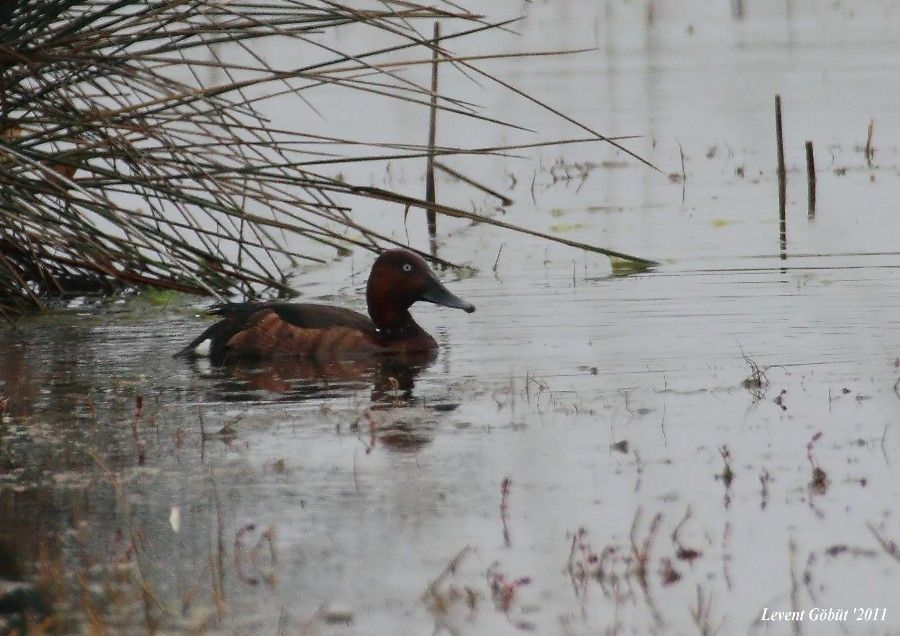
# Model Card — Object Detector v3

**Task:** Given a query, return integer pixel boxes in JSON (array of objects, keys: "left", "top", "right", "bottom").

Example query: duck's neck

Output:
[{"left": 367, "top": 297, "right": 418, "bottom": 339}]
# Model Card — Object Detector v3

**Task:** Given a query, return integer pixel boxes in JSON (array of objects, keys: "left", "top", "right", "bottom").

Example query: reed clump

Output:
[{"left": 0, "top": 1, "right": 654, "bottom": 317}]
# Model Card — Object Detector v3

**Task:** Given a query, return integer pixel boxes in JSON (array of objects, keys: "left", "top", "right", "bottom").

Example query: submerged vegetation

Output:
[{"left": 0, "top": 0, "right": 655, "bottom": 317}]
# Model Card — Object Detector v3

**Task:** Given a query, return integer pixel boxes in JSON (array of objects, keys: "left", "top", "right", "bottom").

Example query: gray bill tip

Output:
[{"left": 420, "top": 280, "right": 475, "bottom": 313}]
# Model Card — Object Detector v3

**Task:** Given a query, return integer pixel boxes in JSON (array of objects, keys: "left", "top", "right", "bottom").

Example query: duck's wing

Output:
[
  {"left": 265, "top": 303, "right": 375, "bottom": 333},
  {"left": 175, "top": 302, "right": 377, "bottom": 362},
  {"left": 224, "top": 304, "right": 380, "bottom": 360},
  {"left": 205, "top": 301, "right": 374, "bottom": 331}
]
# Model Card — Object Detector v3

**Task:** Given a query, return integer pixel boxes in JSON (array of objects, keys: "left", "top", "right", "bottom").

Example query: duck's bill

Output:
[{"left": 419, "top": 279, "right": 475, "bottom": 313}]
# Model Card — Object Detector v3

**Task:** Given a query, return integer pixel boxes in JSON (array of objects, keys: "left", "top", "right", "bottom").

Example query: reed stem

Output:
[
  {"left": 425, "top": 21, "right": 441, "bottom": 239},
  {"left": 805, "top": 140, "right": 815, "bottom": 216}
]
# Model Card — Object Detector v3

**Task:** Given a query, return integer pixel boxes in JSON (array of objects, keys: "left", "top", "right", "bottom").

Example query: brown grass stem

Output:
[{"left": 805, "top": 140, "right": 815, "bottom": 216}]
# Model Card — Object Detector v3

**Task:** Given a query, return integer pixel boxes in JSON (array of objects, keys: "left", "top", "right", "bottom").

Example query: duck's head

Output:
[{"left": 367, "top": 249, "right": 474, "bottom": 328}]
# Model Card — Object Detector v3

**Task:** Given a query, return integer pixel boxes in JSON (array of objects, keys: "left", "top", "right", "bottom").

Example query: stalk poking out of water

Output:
[
  {"left": 426, "top": 22, "right": 441, "bottom": 242},
  {"left": 500, "top": 477, "right": 512, "bottom": 547},
  {"left": 865, "top": 119, "right": 875, "bottom": 166},
  {"left": 775, "top": 95, "right": 787, "bottom": 256},
  {"left": 805, "top": 141, "right": 816, "bottom": 216}
]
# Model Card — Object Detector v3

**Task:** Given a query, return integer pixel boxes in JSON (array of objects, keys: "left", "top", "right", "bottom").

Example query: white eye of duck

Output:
[{"left": 402, "top": 263, "right": 412, "bottom": 272}]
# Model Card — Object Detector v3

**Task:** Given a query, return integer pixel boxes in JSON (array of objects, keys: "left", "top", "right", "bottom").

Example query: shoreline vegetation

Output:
[{"left": 0, "top": 0, "right": 655, "bottom": 319}]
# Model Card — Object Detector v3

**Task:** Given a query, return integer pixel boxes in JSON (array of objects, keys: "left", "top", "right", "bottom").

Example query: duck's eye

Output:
[{"left": 402, "top": 263, "right": 412, "bottom": 273}]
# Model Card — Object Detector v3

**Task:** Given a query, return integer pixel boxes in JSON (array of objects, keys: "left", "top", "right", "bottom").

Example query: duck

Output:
[{"left": 175, "top": 248, "right": 474, "bottom": 364}]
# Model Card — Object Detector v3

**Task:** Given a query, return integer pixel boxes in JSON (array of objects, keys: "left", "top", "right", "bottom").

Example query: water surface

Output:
[{"left": 3, "top": 1, "right": 900, "bottom": 634}]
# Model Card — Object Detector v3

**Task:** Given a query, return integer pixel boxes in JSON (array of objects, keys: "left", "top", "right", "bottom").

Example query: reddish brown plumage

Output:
[{"left": 225, "top": 310, "right": 381, "bottom": 360}]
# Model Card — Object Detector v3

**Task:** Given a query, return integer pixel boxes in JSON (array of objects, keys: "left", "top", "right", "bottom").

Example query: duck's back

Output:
[
  {"left": 248, "top": 302, "right": 375, "bottom": 332},
  {"left": 178, "top": 302, "right": 380, "bottom": 362}
]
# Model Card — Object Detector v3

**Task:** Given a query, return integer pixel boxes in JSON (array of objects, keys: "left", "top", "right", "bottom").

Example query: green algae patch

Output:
[
  {"left": 549, "top": 223, "right": 589, "bottom": 233},
  {"left": 609, "top": 256, "right": 655, "bottom": 276}
]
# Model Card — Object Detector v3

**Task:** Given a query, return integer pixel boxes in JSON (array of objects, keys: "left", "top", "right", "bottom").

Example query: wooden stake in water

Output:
[
  {"left": 865, "top": 119, "right": 875, "bottom": 167},
  {"left": 805, "top": 140, "right": 816, "bottom": 216},
  {"left": 425, "top": 22, "right": 441, "bottom": 240},
  {"left": 775, "top": 95, "right": 786, "bottom": 258}
]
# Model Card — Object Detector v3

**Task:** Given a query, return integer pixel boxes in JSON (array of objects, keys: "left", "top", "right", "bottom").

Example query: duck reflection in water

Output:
[
  {"left": 208, "top": 348, "right": 433, "bottom": 403},
  {"left": 197, "top": 351, "right": 442, "bottom": 451}
]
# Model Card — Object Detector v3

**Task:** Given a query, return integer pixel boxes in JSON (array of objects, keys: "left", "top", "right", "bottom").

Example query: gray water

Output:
[{"left": 2, "top": 1, "right": 900, "bottom": 634}]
